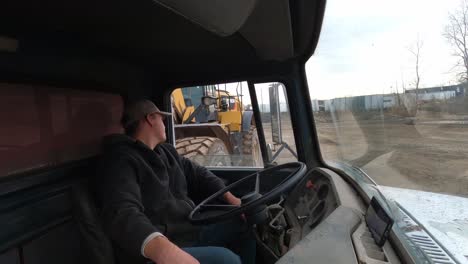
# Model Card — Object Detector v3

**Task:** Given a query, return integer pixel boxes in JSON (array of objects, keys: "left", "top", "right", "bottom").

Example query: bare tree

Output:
[
  {"left": 408, "top": 36, "right": 423, "bottom": 106},
  {"left": 444, "top": 0, "right": 468, "bottom": 83},
  {"left": 394, "top": 81, "right": 401, "bottom": 107}
]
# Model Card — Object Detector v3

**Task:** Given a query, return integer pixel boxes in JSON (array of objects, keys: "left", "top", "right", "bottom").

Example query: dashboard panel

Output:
[
  {"left": 286, "top": 168, "right": 338, "bottom": 238},
  {"left": 256, "top": 167, "right": 401, "bottom": 264}
]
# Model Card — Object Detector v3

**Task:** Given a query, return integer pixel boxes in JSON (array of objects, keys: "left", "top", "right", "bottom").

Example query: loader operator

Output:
[{"left": 97, "top": 99, "right": 255, "bottom": 264}]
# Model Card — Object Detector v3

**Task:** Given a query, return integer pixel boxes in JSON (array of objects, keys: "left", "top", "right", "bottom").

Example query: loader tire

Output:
[
  {"left": 176, "top": 137, "right": 231, "bottom": 166},
  {"left": 240, "top": 127, "right": 263, "bottom": 167}
]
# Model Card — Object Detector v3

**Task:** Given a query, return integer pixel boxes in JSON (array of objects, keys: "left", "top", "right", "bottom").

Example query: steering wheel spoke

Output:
[
  {"left": 199, "top": 204, "right": 239, "bottom": 212},
  {"left": 189, "top": 162, "right": 307, "bottom": 225},
  {"left": 254, "top": 172, "right": 261, "bottom": 194}
]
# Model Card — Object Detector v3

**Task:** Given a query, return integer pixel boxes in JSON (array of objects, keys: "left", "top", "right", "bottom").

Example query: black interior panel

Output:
[
  {"left": 0, "top": 160, "right": 91, "bottom": 252},
  {"left": 0, "top": 187, "right": 73, "bottom": 252},
  {"left": 0, "top": 248, "right": 19, "bottom": 264},
  {"left": 0, "top": 160, "right": 93, "bottom": 261},
  {"left": 22, "top": 222, "right": 81, "bottom": 264}
]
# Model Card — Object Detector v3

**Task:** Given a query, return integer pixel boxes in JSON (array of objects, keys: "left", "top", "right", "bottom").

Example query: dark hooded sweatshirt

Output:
[{"left": 96, "top": 134, "right": 226, "bottom": 263}]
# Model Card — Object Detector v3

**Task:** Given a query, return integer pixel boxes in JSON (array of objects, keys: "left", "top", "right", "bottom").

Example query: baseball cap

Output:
[{"left": 121, "top": 99, "right": 172, "bottom": 128}]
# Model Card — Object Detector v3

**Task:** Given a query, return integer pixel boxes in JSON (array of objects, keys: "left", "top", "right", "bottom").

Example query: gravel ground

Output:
[{"left": 314, "top": 110, "right": 468, "bottom": 197}]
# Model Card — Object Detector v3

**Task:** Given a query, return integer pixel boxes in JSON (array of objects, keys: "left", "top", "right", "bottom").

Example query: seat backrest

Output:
[{"left": 71, "top": 181, "right": 116, "bottom": 264}]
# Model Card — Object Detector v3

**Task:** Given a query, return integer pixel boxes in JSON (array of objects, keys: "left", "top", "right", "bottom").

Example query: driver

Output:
[{"left": 97, "top": 99, "right": 255, "bottom": 264}]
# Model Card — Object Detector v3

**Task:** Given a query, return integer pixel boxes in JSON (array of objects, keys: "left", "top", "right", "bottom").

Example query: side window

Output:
[
  {"left": 254, "top": 82, "right": 297, "bottom": 164},
  {"left": 171, "top": 82, "right": 263, "bottom": 167},
  {"left": 0, "top": 83, "right": 123, "bottom": 177}
]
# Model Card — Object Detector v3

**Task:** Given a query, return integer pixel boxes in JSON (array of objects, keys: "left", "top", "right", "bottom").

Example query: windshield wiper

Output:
[
  {"left": 328, "top": 161, "right": 377, "bottom": 186},
  {"left": 349, "top": 166, "right": 378, "bottom": 186},
  {"left": 349, "top": 165, "right": 400, "bottom": 218}
]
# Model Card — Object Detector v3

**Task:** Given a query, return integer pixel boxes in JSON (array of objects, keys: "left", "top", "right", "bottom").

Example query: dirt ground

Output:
[{"left": 314, "top": 110, "right": 468, "bottom": 197}]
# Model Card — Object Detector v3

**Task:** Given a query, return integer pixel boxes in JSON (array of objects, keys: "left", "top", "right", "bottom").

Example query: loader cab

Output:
[{"left": 218, "top": 92, "right": 240, "bottom": 112}]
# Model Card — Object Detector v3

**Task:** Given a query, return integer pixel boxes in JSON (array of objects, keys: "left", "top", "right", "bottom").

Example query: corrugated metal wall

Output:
[{"left": 312, "top": 91, "right": 458, "bottom": 112}]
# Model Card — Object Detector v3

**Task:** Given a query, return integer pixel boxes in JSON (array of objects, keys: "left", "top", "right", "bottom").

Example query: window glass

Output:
[
  {"left": 171, "top": 82, "right": 263, "bottom": 167},
  {"left": 307, "top": 0, "right": 468, "bottom": 198},
  {"left": 254, "top": 82, "right": 297, "bottom": 165},
  {"left": 0, "top": 83, "right": 123, "bottom": 177}
]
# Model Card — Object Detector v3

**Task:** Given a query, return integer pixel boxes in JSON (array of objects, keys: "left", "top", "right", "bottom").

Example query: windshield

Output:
[
  {"left": 307, "top": 0, "right": 468, "bottom": 262},
  {"left": 308, "top": 0, "right": 468, "bottom": 198}
]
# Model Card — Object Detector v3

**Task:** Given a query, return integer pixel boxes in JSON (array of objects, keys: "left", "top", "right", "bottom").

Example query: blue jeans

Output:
[
  {"left": 183, "top": 218, "right": 256, "bottom": 264},
  {"left": 183, "top": 246, "right": 241, "bottom": 264}
]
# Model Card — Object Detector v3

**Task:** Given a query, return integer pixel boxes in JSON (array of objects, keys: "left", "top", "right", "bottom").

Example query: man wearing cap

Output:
[{"left": 97, "top": 99, "right": 254, "bottom": 264}]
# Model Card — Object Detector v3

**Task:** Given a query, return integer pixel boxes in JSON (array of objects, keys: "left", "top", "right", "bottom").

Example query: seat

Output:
[{"left": 71, "top": 181, "right": 116, "bottom": 264}]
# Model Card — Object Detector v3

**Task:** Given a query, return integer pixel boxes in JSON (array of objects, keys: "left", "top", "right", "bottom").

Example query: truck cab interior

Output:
[{"left": 0, "top": 1, "right": 408, "bottom": 264}]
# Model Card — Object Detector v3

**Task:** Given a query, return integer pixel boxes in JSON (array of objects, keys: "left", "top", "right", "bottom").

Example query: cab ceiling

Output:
[{"left": 0, "top": 0, "right": 325, "bottom": 90}]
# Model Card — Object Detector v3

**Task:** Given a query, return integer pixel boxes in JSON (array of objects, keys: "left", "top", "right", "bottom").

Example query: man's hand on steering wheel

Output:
[
  {"left": 223, "top": 192, "right": 247, "bottom": 221},
  {"left": 223, "top": 192, "right": 242, "bottom": 206},
  {"left": 189, "top": 162, "right": 306, "bottom": 225}
]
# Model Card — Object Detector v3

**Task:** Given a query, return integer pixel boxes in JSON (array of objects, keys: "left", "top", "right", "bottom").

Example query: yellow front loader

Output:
[{"left": 171, "top": 85, "right": 262, "bottom": 167}]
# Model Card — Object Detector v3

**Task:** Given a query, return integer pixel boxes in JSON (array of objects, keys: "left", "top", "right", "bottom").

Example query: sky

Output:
[{"left": 306, "top": 0, "right": 463, "bottom": 99}]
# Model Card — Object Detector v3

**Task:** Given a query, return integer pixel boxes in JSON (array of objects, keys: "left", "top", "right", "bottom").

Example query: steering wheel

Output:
[{"left": 189, "top": 162, "right": 306, "bottom": 225}]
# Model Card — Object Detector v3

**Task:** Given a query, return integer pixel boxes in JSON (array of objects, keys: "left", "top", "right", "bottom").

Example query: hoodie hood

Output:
[
  {"left": 100, "top": 134, "right": 163, "bottom": 165},
  {"left": 101, "top": 134, "right": 137, "bottom": 151}
]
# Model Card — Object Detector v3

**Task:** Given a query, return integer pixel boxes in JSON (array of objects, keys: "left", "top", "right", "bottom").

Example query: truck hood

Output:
[{"left": 379, "top": 186, "right": 468, "bottom": 264}]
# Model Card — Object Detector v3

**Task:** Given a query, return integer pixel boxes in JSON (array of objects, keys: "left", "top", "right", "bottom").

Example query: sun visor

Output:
[
  {"left": 153, "top": 0, "right": 257, "bottom": 36},
  {"left": 240, "top": 0, "right": 294, "bottom": 61}
]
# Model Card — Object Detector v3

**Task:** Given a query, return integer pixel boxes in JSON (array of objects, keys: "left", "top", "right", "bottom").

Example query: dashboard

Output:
[
  {"left": 289, "top": 171, "right": 338, "bottom": 237},
  {"left": 256, "top": 167, "right": 401, "bottom": 264}
]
